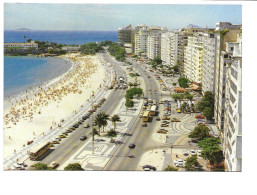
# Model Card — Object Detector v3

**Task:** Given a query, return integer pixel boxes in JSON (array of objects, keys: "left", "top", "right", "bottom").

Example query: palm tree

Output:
[
  {"left": 94, "top": 113, "right": 104, "bottom": 135},
  {"left": 110, "top": 114, "right": 121, "bottom": 132},
  {"left": 101, "top": 112, "right": 109, "bottom": 133}
]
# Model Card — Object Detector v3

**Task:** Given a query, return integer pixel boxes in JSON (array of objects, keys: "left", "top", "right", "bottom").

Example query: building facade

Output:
[
  {"left": 202, "top": 31, "right": 217, "bottom": 94},
  {"left": 118, "top": 24, "right": 134, "bottom": 46},
  {"left": 4, "top": 42, "right": 38, "bottom": 52},
  {"left": 223, "top": 33, "right": 242, "bottom": 171}
]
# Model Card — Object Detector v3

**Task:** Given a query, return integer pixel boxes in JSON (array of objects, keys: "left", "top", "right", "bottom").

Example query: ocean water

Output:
[
  {"left": 4, "top": 30, "right": 118, "bottom": 99},
  {"left": 4, "top": 30, "right": 118, "bottom": 45},
  {"left": 4, "top": 56, "right": 72, "bottom": 98}
]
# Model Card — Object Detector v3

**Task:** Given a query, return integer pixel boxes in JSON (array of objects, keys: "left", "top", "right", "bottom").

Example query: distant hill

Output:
[
  {"left": 186, "top": 24, "right": 202, "bottom": 29},
  {"left": 16, "top": 28, "right": 30, "bottom": 31}
]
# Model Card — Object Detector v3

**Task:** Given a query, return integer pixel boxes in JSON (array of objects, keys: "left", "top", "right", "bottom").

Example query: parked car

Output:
[
  {"left": 156, "top": 117, "right": 161, "bottom": 121},
  {"left": 80, "top": 135, "right": 87, "bottom": 141},
  {"left": 161, "top": 116, "right": 170, "bottom": 120},
  {"left": 171, "top": 118, "right": 181, "bottom": 122},
  {"left": 190, "top": 150, "right": 197, "bottom": 156},
  {"left": 58, "top": 135, "right": 66, "bottom": 138},
  {"left": 49, "top": 161, "right": 59, "bottom": 169},
  {"left": 176, "top": 109, "right": 181, "bottom": 113},
  {"left": 51, "top": 140, "right": 60, "bottom": 144},
  {"left": 182, "top": 150, "right": 189, "bottom": 156},
  {"left": 195, "top": 115, "right": 205, "bottom": 119},
  {"left": 84, "top": 123, "right": 90, "bottom": 128},
  {"left": 173, "top": 159, "right": 186, "bottom": 167},
  {"left": 157, "top": 130, "right": 167, "bottom": 134},
  {"left": 142, "top": 123, "right": 147, "bottom": 127},
  {"left": 143, "top": 165, "right": 156, "bottom": 171},
  {"left": 13, "top": 163, "right": 25, "bottom": 170},
  {"left": 129, "top": 143, "right": 136, "bottom": 149},
  {"left": 197, "top": 150, "right": 202, "bottom": 156}
]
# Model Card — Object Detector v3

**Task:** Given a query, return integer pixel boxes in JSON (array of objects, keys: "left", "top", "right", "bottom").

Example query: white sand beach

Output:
[{"left": 3, "top": 54, "right": 106, "bottom": 158}]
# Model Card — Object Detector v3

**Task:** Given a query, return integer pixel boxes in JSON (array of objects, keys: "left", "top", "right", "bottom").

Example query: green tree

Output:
[
  {"left": 151, "top": 56, "right": 162, "bottom": 65},
  {"left": 110, "top": 114, "right": 121, "bottom": 132},
  {"left": 203, "top": 107, "right": 214, "bottom": 120},
  {"left": 94, "top": 113, "right": 104, "bottom": 135},
  {"left": 164, "top": 165, "right": 178, "bottom": 171},
  {"left": 198, "top": 137, "right": 224, "bottom": 165},
  {"left": 33, "top": 163, "right": 48, "bottom": 170},
  {"left": 27, "top": 39, "right": 32, "bottom": 43},
  {"left": 185, "top": 156, "right": 200, "bottom": 171},
  {"left": 189, "top": 125, "right": 210, "bottom": 141},
  {"left": 178, "top": 77, "right": 189, "bottom": 88},
  {"left": 125, "top": 98, "right": 134, "bottom": 107},
  {"left": 64, "top": 163, "right": 84, "bottom": 171},
  {"left": 106, "top": 129, "right": 118, "bottom": 137},
  {"left": 172, "top": 82, "right": 177, "bottom": 86},
  {"left": 101, "top": 112, "right": 109, "bottom": 133}
]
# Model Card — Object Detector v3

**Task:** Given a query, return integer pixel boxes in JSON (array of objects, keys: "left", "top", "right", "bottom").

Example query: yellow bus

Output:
[
  {"left": 142, "top": 111, "right": 150, "bottom": 122},
  {"left": 149, "top": 105, "right": 157, "bottom": 116},
  {"left": 29, "top": 141, "right": 52, "bottom": 160}
]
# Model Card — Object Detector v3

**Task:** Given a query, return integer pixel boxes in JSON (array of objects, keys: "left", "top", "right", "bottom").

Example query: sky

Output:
[{"left": 4, "top": 3, "right": 242, "bottom": 31}]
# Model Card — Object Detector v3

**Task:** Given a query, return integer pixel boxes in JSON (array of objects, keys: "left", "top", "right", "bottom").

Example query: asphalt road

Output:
[
  {"left": 103, "top": 59, "right": 165, "bottom": 171},
  {"left": 28, "top": 52, "right": 127, "bottom": 167}
]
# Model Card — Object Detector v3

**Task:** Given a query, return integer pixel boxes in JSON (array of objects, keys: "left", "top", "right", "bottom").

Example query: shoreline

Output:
[
  {"left": 3, "top": 53, "right": 107, "bottom": 158},
  {"left": 4, "top": 56, "right": 74, "bottom": 114}
]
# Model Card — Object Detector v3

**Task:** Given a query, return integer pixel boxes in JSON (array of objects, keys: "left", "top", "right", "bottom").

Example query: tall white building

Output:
[
  {"left": 202, "top": 31, "right": 217, "bottom": 94},
  {"left": 147, "top": 34, "right": 161, "bottom": 59},
  {"left": 161, "top": 30, "right": 182, "bottom": 67},
  {"left": 223, "top": 33, "right": 242, "bottom": 171},
  {"left": 184, "top": 32, "right": 203, "bottom": 84}
]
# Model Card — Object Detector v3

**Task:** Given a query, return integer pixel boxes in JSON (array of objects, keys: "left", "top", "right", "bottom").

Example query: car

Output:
[
  {"left": 161, "top": 116, "right": 170, "bottom": 120},
  {"left": 157, "top": 130, "right": 167, "bottom": 134},
  {"left": 162, "top": 121, "right": 170, "bottom": 124},
  {"left": 27, "top": 140, "right": 33, "bottom": 145},
  {"left": 51, "top": 140, "right": 60, "bottom": 144},
  {"left": 129, "top": 143, "right": 136, "bottom": 149},
  {"left": 176, "top": 109, "right": 181, "bottom": 113},
  {"left": 66, "top": 129, "right": 72, "bottom": 133},
  {"left": 73, "top": 124, "right": 79, "bottom": 128},
  {"left": 162, "top": 88, "right": 168, "bottom": 91},
  {"left": 70, "top": 127, "right": 76, "bottom": 130},
  {"left": 147, "top": 76, "right": 150, "bottom": 78},
  {"left": 142, "top": 123, "right": 147, "bottom": 127},
  {"left": 182, "top": 150, "right": 189, "bottom": 156},
  {"left": 174, "top": 159, "right": 186, "bottom": 167},
  {"left": 82, "top": 116, "right": 88, "bottom": 120},
  {"left": 17, "top": 162, "right": 27, "bottom": 167},
  {"left": 195, "top": 115, "right": 205, "bottom": 119},
  {"left": 84, "top": 123, "right": 90, "bottom": 128},
  {"left": 190, "top": 150, "right": 197, "bottom": 156},
  {"left": 171, "top": 118, "right": 181, "bottom": 122},
  {"left": 58, "top": 135, "right": 66, "bottom": 138},
  {"left": 49, "top": 161, "right": 59, "bottom": 169},
  {"left": 197, "top": 150, "right": 202, "bottom": 156},
  {"left": 161, "top": 124, "right": 169, "bottom": 127},
  {"left": 80, "top": 135, "right": 87, "bottom": 141},
  {"left": 156, "top": 117, "right": 161, "bottom": 121},
  {"left": 143, "top": 165, "right": 156, "bottom": 171},
  {"left": 13, "top": 163, "right": 24, "bottom": 170}
]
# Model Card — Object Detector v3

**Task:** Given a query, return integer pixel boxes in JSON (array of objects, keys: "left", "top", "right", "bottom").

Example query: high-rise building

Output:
[
  {"left": 214, "top": 25, "right": 242, "bottom": 132},
  {"left": 202, "top": 31, "right": 217, "bottom": 94},
  {"left": 184, "top": 32, "right": 204, "bottom": 84},
  {"left": 223, "top": 32, "right": 242, "bottom": 171},
  {"left": 118, "top": 24, "right": 133, "bottom": 46}
]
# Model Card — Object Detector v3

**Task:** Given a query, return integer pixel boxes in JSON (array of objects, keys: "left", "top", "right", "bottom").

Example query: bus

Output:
[
  {"left": 29, "top": 141, "right": 52, "bottom": 160},
  {"left": 142, "top": 111, "right": 150, "bottom": 122},
  {"left": 149, "top": 105, "right": 157, "bottom": 116}
]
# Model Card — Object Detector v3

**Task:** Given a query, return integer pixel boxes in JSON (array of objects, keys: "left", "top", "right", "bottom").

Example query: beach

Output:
[{"left": 3, "top": 53, "right": 106, "bottom": 158}]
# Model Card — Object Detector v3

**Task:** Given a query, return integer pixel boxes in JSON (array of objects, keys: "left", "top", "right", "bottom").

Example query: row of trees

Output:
[
  {"left": 33, "top": 163, "right": 84, "bottom": 170},
  {"left": 107, "top": 42, "right": 126, "bottom": 62},
  {"left": 197, "top": 91, "right": 214, "bottom": 120},
  {"left": 125, "top": 87, "right": 143, "bottom": 108},
  {"left": 189, "top": 124, "right": 224, "bottom": 165},
  {"left": 172, "top": 91, "right": 194, "bottom": 101},
  {"left": 164, "top": 156, "right": 200, "bottom": 171},
  {"left": 79, "top": 42, "right": 102, "bottom": 55}
]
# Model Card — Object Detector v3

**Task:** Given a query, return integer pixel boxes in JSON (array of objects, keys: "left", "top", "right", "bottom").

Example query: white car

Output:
[
  {"left": 190, "top": 150, "right": 197, "bottom": 156},
  {"left": 13, "top": 163, "right": 25, "bottom": 170},
  {"left": 197, "top": 150, "right": 202, "bottom": 156},
  {"left": 173, "top": 159, "right": 186, "bottom": 167},
  {"left": 49, "top": 161, "right": 59, "bottom": 169},
  {"left": 183, "top": 150, "right": 189, "bottom": 156}
]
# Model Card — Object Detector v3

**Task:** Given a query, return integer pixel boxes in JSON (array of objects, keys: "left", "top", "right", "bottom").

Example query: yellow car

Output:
[
  {"left": 171, "top": 118, "right": 181, "bottom": 122},
  {"left": 176, "top": 109, "right": 181, "bottom": 113},
  {"left": 161, "top": 124, "right": 169, "bottom": 127},
  {"left": 161, "top": 116, "right": 170, "bottom": 120},
  {"left": 58, "top": 135, "right": 66, "bottom": 138}
]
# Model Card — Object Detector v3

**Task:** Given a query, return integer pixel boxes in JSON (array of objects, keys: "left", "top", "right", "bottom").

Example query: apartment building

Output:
[
  {"left": 223, "top": 33, "right": 242, "bottom": 171},
  {"left": 161, "top": 30, "right": 182, "bottom": 67},
  {"left": 134, "top": 25, "right": 166, "bottom": 58},
  {"left": 4, "top": 42, "right": 38, "bottom": 52},
  {"left": 118, "top": 24, "right": 134, "bottom": 46},
  {"left": 214, "top": 24, "right": 242, "bottom": 132},
  {"left": 184, "top": 32, "right": 204, "bottom": 84},
  {"left": 202, "top": 31, "right": 217, "bottom": 94}
]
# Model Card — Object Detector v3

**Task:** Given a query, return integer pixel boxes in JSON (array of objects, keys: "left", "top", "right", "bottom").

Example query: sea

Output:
[{"left": 4, "top": 30, "right": 118, "bottom": 98}]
